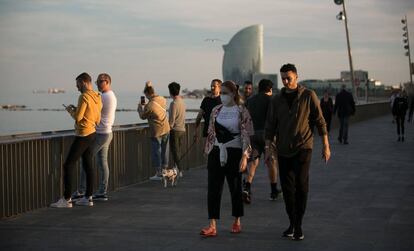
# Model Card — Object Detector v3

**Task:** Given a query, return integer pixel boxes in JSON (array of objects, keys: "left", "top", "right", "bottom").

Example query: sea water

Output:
[{"left": 0, "top": 90, "right": 201, "bottom": 136}]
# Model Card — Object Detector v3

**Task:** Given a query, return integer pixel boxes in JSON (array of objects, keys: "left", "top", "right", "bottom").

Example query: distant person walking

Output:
[
  {"left": 51, "top": 72, "right": 102, "bottom": 208},
  {"left": 137, "top": 81, "right": 170, "bottom": 181},
  {"left": 408, "top": 95, "right": 414, "bottom": 123},
  {"left": 168, "top": 82, "right": 186, "bottom": 176},
  {"left": 195, "top": 79, "right": 222, "bottom": 141},
  {"left": 72, "top": 73, "right": 117, "bottom": 202},
  {"left": 390, "top": 91, "right": 398, "bottom": 123},
  {"left": 392, "top": 90, "right": 408, "bottom": 142},
  {"left": 243, "top": 79, "right": 281, "bottom": 204},
  {"left": 334, "top": 84, "right": 355, "bottom": 144},
  {"left": 200, "top": 81, "right": 254, "bottom": 237},
  {"left": 265, "top": 64, "right": 330, "bottom": 241},
  {"left": 320, "top": 90, "right": 334, "bottom": 133}
]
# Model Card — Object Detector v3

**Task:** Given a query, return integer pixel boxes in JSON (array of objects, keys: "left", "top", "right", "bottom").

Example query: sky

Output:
[{"left": 0, "top": 0, "right": 414, "bottom": 95}]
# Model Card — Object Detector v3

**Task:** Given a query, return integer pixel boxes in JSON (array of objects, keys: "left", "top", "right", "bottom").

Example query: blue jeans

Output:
[
  {"left": 79, "top": 133, "right": 113, "bottom": 194},
  {"left": 151, "top": 133, "right": 169, "bottom": 173}
]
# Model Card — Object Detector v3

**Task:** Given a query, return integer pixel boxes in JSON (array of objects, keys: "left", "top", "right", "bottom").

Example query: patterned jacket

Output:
[{"left": 204, "top": 104, "right": 254, "bottom": 156}]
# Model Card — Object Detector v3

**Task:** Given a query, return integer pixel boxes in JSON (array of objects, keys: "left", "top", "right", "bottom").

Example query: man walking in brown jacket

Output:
[{"left": 265, "top": 64, "right": 331, "bottom": 240}]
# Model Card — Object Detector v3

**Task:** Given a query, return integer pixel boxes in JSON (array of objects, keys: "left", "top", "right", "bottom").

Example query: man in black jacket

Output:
[
  {"left": 392, "top": 90, "right": 408, "bottom": 142},
  {"left": 333, "top": 85, "right": 356, "bottom": 144},
  {"left": 243, "top": 79, "right": 281, "bottom": 204},
  {"left": 265, "top": 64, "right": 331, "bottom": 241}
]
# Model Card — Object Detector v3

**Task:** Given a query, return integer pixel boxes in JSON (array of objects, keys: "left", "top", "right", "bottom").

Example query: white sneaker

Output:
[
  {"left": 149, "top": 175, "right": 162, "bottom": 181},
  {"left": 75, "top": 196, "right": 94, "bottom": 206},
  {"left": 50, "top": 198, "right": 72, "bottom": 208},
  {"left": 179, "top": 171, "right": 183, "bottom": 178}
]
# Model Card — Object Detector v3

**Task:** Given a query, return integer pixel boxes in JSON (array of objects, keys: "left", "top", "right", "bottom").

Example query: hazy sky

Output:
[{"left": 0, "top": 0, "right": 413, "bottom": 95}]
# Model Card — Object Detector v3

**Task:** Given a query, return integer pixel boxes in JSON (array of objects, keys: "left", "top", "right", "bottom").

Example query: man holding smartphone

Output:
[
  {"left": 264, "top": 64, "right": 330, "bottom": 241},
  {"left": 51, "top": 72, "right": 102, "bottom": 208},
  {"left": 137, "top": 81, "right": 170, "bottom": 181}
]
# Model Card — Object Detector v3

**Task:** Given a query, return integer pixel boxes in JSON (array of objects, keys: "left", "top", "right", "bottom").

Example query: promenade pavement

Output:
[{"left": 0, "top": 115, "right": 413, "bottom": 251}]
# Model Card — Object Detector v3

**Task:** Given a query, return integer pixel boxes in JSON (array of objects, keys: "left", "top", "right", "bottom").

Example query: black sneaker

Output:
[
  {"left": 92, "top": 193, "right": 108, "bottom": 201},
  {"left": 402, "top": 136, "right": 405, "bottom": 142},
  {"left": 282, "top": 226, "right": 294, "bottom": 238},
  {"left": 269, "top": 189, "right": 282, "bottom": 201},
  {"left": 269, "top": 193, "right": 277, "bottom": 201},
  {"left": 242, "top": 190, "right": 251, "bottom": 204},
  {"left": 292, "top": 227, "right": 304, "bottom": 241}
]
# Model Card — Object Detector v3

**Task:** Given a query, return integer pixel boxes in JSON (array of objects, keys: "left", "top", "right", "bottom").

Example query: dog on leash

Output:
[{"left": 161, "top": 167, "right": 178, "bottom": 188}]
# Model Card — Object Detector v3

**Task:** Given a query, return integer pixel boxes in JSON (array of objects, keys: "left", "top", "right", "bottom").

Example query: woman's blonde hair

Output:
[{"left": 143, "top": 81, "right": 155, "bottom": 95}]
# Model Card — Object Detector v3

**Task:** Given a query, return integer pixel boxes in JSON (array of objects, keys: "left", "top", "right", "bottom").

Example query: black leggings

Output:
[
  {"left": 323, "top": 113, "right": 332, "bottom": 133},
  {"left": 395, "top": 115, "right": 406, "bottom": 136},
  {"left": 207, "top": 147, "right": 243, "bottom": 219},
  {"left": 278, "top": 149, "right": 312, "bottom": 228},
  {"left": 64, "top": 133, "right": 96, "bottom": 199}
]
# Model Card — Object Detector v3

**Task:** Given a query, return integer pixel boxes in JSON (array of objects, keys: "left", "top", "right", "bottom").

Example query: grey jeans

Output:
[
  {"left": 170, "top": 130, "right": 186, "bottom": 170},
  {"left": 79, "top": 133, "right": 113, "bottom": 194}
]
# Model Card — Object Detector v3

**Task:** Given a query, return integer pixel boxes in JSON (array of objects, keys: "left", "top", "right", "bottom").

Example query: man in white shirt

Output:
[{"left": 72, "top": 73, "right": 117, "bottom": 201}]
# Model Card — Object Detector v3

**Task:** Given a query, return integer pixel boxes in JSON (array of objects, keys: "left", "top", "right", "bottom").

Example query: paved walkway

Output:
[{"left": 1, "top": 115, "right": 413, "bottom": 251}]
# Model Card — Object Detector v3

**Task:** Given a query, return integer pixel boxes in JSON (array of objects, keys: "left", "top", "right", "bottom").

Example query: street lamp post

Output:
[
  {"left": 334, "top": 0, "right": 357, "bottom": 102},
  {"left": 401, "top": 16, "right": 413, "bottom": 87}
]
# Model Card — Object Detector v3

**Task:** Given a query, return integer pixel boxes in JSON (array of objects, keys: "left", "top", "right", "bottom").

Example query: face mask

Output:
[{"left": 220, "top": 94, "right": 233, "bottom": 105}]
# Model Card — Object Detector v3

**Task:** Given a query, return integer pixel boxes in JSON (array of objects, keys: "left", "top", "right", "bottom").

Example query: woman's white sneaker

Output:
[
  {"left": 50, "top": 198, "right": 72, "bottom": 208},
  {"left": 75, "top": 196, "right": 94, "bottom": 206},
  {"left": 149, "top": 175, "right": 162, "bottom": 181}
]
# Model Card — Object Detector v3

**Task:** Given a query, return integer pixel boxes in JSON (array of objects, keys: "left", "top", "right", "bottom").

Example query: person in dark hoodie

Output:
[
  {"left": 320, "top": 90, "right": 334, "bottom": 133},
  {"left": 333, "top": 84, "right": 355, "bottom": 144},
  {"left": 51, "top": 72, "right": 102, "bottom": 208},
  {"left": 392, "top": 90, "right": 408, "bottom": 142},
  {"left": 243, "top": 79, "right": 281, "bottom": 204}
]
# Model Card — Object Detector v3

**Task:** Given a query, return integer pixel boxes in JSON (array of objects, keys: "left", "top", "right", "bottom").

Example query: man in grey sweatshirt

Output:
[{"left": 168, "top": 82, "right": 186, "bottom": 175}]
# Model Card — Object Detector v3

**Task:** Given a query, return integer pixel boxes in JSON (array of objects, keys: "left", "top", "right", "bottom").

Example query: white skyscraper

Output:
[{"left": 222, "top": 24, "right": 263, "bottom": 85}]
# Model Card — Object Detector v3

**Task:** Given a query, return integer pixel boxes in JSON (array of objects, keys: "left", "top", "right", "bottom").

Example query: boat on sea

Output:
[
  {"left": 32, "top": 88, "right": 65, "bottom": 94},
  {"left": 1, "top": 104, "right": 27, "bottom": 110},
  {"left": 48, "top": 88, "right": 65, "bottom": 94}
]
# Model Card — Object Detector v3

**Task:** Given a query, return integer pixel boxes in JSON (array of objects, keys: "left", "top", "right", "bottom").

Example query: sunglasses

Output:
[{"left": 96, "top": 79, "right": 107, "bottom": 84}]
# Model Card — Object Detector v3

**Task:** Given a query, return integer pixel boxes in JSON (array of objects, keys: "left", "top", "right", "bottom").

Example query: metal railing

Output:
[{"left": 0, "top": 121, "right": 206, "bottom": 219}]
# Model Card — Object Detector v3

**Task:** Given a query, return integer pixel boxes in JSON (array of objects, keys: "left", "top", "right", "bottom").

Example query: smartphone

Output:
[{"left": 140, "top": 96, "right": 145, "bottom": 105}]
